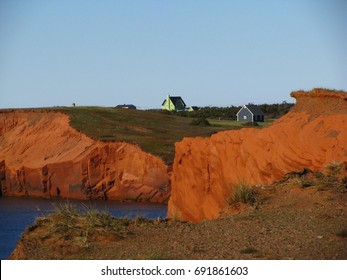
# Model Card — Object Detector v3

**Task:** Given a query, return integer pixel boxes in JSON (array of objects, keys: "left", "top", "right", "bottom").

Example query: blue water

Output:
[{"left": 0, "top": 196, "right": 167, "bottom": 259}]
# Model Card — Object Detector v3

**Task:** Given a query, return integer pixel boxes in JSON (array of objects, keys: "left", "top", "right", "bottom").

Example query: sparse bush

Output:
[
  {"left": 336, "top": 230, "right": 347, "bottom": 238},
  {"left": 51, "top": 202, "right": 79, "bottom": 233},
  {"left": 190, "top": 117, "right": 210, "bottom": 126},
  {"left": 313, "top": 171, "right": 325, "bottom": 180},
  {"left": 240, "top": 247, "right": 258, "bottom": 254},
  {"left": 282, "top": 169, "right": 315, "bottom": 188},
  {"left": 342, "top": 177, "right": 347, "bottom": 188},
  {"left": 326, "top": 161, "right": 342, "bottom": 174},
  {"left": 228, "top": 182, "right": 256, "bottom": 205},
  {"left": 281, "top": 164, "right": 346, "bottom": 191},
  {"left": 299, "top": 178, "right": 313, "bottom": 188},
  {"left": 54, "top": 201, "right": 79, "bottom": 218},
  {"left": 27, "top": 225, "right": 37, "bottom": 232},
  {"left": 48, "top": 202, "right": 130, "bottom": 247},
  {"left": 147, "top": 250, "right": 171, "bottom": 260}
]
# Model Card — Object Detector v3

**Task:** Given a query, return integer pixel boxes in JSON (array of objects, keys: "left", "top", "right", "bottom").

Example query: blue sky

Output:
[{"left": 0, "top": 0, "right": 346, "bottom": 109}]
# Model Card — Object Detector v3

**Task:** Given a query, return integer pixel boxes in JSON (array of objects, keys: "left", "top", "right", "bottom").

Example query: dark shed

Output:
[{"left": 116, "top": 104, "right": 137, "bottom": 109}]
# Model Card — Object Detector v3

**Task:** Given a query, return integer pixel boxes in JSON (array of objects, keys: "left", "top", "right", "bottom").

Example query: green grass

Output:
[
  {"left": 44, "top": 202, "right": 131, "bottom": 247},
  {"left": 207, "top": 118, "right": 275, "bottom": 128},
  {"left": 57, "top": 106, "right": 246, "bottom": 163}
]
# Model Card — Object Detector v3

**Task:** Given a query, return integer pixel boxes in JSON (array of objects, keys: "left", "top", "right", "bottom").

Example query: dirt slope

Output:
[
  {"left": 168, "top": 89, "right": 347, "bottom": 222},
  {"left": 0, "top": 110, "right": 169, "bottom": 202}
]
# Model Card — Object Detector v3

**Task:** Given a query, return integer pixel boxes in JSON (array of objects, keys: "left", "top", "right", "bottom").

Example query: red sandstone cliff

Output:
[
  {"left": 0, "top": 111, "right": 169, "bottom": 202},
  {"left": 168, "top": 89, "right": 347, "bottom": 222}
]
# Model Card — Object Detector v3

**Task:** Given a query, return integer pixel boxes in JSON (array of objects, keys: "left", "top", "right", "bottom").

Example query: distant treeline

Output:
[{"left": 153, "top": 102, "right": 294, "bottom": 120}]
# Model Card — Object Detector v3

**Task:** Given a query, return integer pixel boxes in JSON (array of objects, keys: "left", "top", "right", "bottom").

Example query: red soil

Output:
[
  {"left": 0, "top": 110, "right": 169, "bottom": 202},
  {"left": 168, "top": 89, "right": 347, "bottom": 222}
]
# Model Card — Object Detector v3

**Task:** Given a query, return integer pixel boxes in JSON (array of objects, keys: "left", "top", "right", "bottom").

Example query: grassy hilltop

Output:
[{"left": 61, "top": 106, "right": 267, "bottom": 163}]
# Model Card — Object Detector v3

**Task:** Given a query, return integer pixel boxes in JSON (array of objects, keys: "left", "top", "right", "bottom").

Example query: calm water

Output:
[{"left": 0, "top": 196, "right": 167, "bottom": 259}]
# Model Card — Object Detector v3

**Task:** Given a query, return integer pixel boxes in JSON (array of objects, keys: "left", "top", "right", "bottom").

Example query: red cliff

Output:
[
  {"left": 168, "top": 89, "right": 347, "bottom": 222},
  {"left": 0, "top": 111, "right": 169, "bottom": 202}
]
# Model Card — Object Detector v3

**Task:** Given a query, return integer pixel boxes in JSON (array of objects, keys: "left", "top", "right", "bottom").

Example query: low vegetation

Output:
[
  {"left": 190, "top": 117, "right": 210, "bottom": 126},
  {"left": 326, "top": 161, "right": 342, "bottom": 174},
  {"left": 39, "top": 203, "right": 131, "bottom": 248},
  {"left": 336, "top": 230, "right": 347, "bottom": 238},
  {"left": 11, "top": 163, "right": 347, "bottom": 260},
  {"left": 280, "top": 162, "right": 346, "bottom": 192},
  {"left": 55, "top": 104, "right": 287, "bottom": 163},
  {"left": 13, "top": 177, "right": 347, "bottom": 259},
  {"left": 227, "top": 182, "right": 257, "bottom": 205},
  {"left": 240, "top": 247, "right": 258, "bottom": 254},
  {"left": 158, "top": 102, "right": 294, "bottom": 120},
  {"left": 59, "top": 107, "right": 243, "bottom": 163}
]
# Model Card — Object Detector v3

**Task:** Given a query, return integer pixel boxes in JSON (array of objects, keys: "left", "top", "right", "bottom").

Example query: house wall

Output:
[
  {"left": 237, "top": 108, "right": 253, "bottom": 122},
  {"left": 162, "top": 98, "right": 175, "bottom": 111},
  {"left": 253, "top": 115, "right": 264, "bottom": 122}
]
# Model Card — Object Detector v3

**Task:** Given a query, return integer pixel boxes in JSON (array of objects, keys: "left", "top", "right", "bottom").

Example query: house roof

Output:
[
  {"left": 162, "top": 96, "right": 186, "bottom": 107},
  {"left": 116, "top": 104, "right": 136, "bottom": 109},
  {"left": 246, "top": 104, "right": 264, "bottom": 115},
  {"left": 236, "top": 104, "right": 264, "bottom": 116},
  {"left": 190, "top": 106, "right": 199, "bottom": 111}
]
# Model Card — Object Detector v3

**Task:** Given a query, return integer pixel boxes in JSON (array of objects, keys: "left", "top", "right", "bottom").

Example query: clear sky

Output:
[{"left": 0, "top": 0, "right": 346, "bottom": 109}]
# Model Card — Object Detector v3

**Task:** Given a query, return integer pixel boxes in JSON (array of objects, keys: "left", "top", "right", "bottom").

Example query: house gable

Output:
[
  {"left": 162, "top": 95, "right": 186, "bottom": 111},
  {"left": 188, "top": 106, "right": 199, "bottom": 112},
  {"left": 236, "top": 106, "right": 253, "bottom": 122}
]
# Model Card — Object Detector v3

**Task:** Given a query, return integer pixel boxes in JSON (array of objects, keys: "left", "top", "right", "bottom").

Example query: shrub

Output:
[
  {"left": 342, "top": 176, "right": 347, "bottom": 188},
  {"left": 190, "top": 118, "right": 210, "bottom": 126},
  {"left": 228, "top": 182, "right": 256, "bottom": 205},
  {"left": 48, "top": 202, "right": 130, "bottom": 245},
  {"left": 326, "top": 161, "right": 342, "bottom": 174},
  {"left": 299, "top": 177, "right": 313, "bottom": 188},
  {"left": 147, "top": 250, "right": 171, "bottom": 260},
  {"left": 336, "top": 230, "right": 347, "bottom": 238},
  {"left": 240, "top": 247, "right": 258, "bottom": 254}
]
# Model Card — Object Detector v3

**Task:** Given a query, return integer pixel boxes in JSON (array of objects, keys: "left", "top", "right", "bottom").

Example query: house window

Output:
[{"left": 243, "top": 116, "right": 247, "bottom": 120}]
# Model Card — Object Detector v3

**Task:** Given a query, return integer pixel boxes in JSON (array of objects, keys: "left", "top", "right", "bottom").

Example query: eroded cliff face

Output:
[
  {"left": 168, "top": 89, "right": 347, "bottom": 222},
  {"left": 0, "top": 111, "right": 169, "bottom": 202}
]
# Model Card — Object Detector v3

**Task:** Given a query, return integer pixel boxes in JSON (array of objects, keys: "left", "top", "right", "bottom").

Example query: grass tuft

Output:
[
  {"left": 240, "top": 247, "right": 258, "bottom": 254},
  {"left": 326, "top": 161, "right": 342, "bottom": 174},
  {"left": 147, "top": 250, "right": 172, "bottom": 260},
  {"left": 336, "top": 230, "right": 347, "bottom": 238},
  {"left": 46, "top": 202, "right": 131, "bottom": 248},
  {"left": 190, "top": 117, "right": 210, "bottom": 126},
  {"left": 228, "top": 182, "right": 256, "bottom": 205}
]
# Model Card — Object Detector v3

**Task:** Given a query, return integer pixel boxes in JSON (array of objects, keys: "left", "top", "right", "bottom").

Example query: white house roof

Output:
[{"left": 236, "top": 104, "right": 264, "bottom": 116}]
